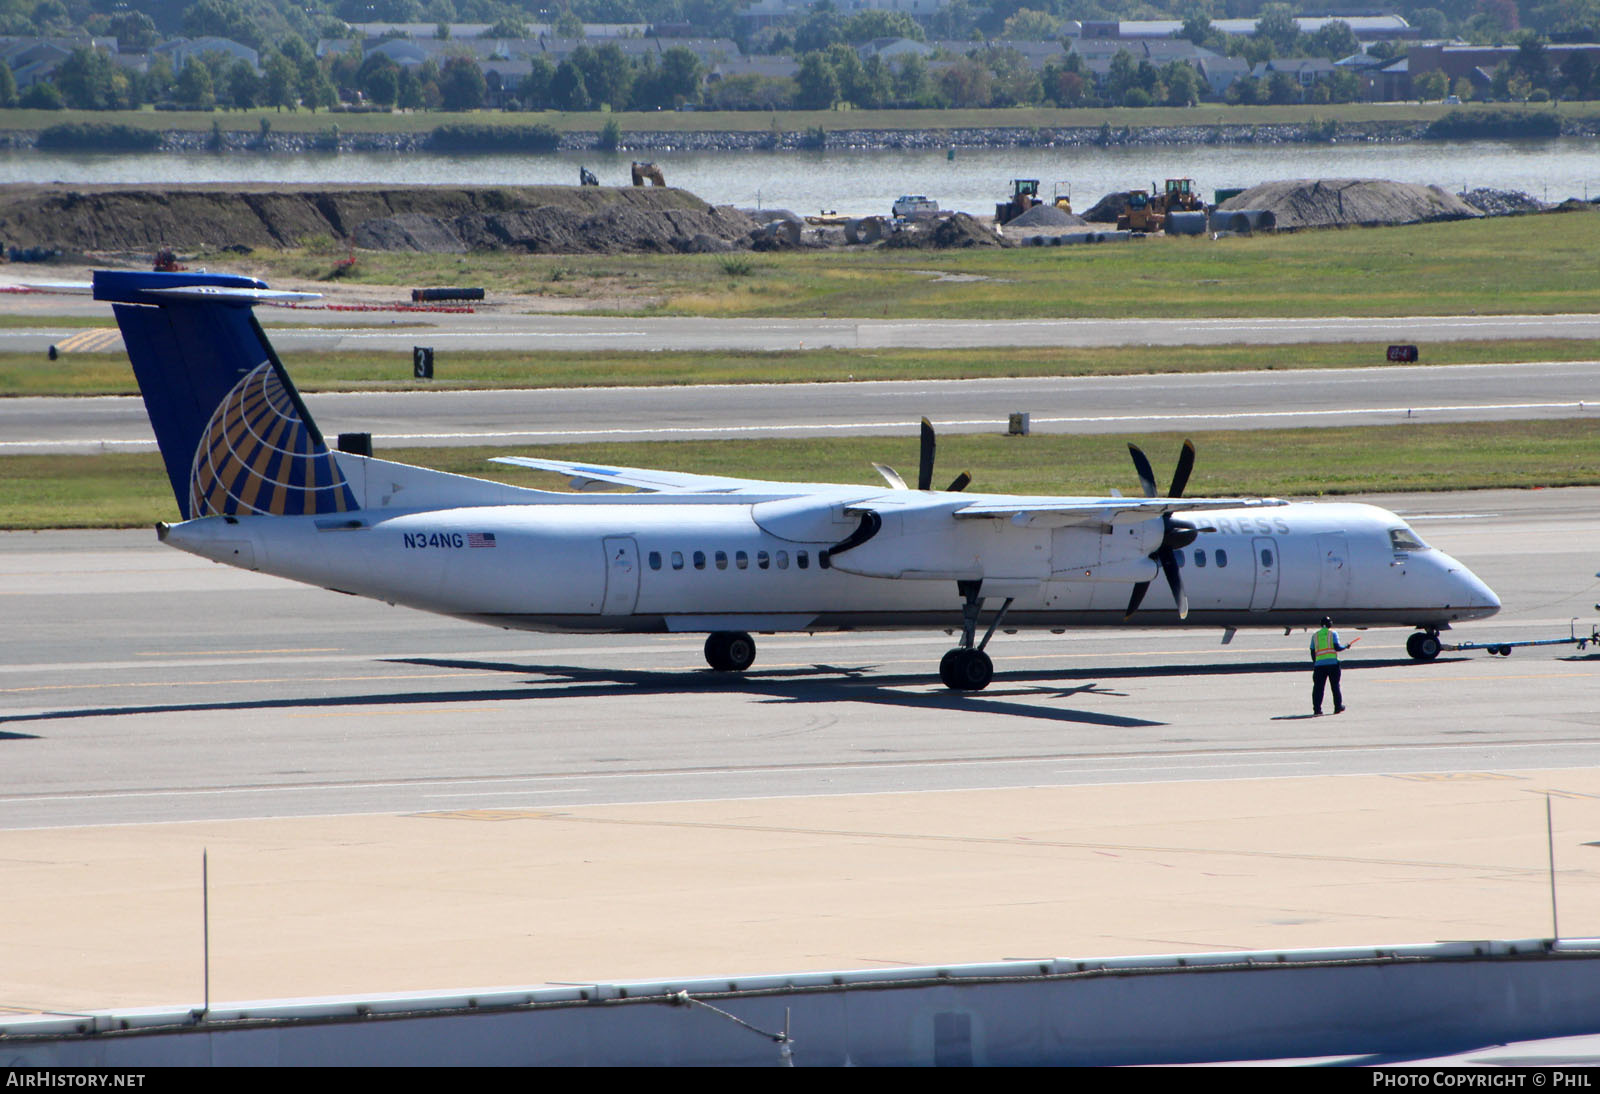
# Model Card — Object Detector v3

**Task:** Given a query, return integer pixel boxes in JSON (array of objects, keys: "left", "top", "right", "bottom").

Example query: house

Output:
[{"left": 155, "top": 36, "right": 259, "bottom": 73}]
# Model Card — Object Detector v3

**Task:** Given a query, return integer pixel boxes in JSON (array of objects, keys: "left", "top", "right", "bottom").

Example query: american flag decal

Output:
[{"left": 468, "top": 532, "right": 497, "bottom": 548}]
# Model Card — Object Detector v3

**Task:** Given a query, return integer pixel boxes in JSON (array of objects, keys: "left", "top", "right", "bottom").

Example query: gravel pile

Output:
[
  {"left": 1005, "top": 203, "right": 1086, "bottom": 228},
  {"left": 1213, "top": 178, "right": 1481, "bottom": 230},
  {"left": 1458, "top": 188, "right": 1547, "bottom": 216}
]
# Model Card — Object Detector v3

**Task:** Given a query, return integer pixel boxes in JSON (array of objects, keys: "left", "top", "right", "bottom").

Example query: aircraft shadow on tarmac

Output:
[{"left": 0, "top": 655, "right": 1434, "bottom": 732}]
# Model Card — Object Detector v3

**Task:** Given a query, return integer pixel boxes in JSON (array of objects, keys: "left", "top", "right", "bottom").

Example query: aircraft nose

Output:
[{"left": 1448, "top": 559, "right": 1500, "bottom": 616}]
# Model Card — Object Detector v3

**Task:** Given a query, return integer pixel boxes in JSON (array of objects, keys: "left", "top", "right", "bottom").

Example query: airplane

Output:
[{"left": 95, "top": 269, "right": 1501, "bottom": 691}]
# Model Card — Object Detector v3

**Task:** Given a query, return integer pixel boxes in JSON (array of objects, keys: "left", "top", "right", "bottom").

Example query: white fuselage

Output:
[{"left": 160, "top": 490, "right": 1500, "bottom": 637}]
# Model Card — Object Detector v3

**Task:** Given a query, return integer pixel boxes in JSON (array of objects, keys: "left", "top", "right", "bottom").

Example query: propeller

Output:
[
  {"left": 873, "top": 418, "right": 971, "bottom": 493},
  {"left": 1123, "top": 440, "right": 1200, "bottom": 621}
]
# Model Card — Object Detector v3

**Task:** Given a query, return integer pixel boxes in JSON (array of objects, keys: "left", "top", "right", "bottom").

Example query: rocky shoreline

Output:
[{"left": 1, "top": 116, "right": 1596, "bottom": 155}]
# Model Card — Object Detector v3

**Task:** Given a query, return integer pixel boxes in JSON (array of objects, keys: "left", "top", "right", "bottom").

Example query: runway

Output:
[
  {"left": 5, "top": 360, "right": 1598, "bottom": 453},
  {"left": 3, "top": 489, "right": 1596, "bottom": 831}
]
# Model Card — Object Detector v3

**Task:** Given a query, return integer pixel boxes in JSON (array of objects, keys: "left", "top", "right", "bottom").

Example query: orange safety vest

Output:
[{"left": 1312, "top": 627, "right": 1339, "bottom": 662}]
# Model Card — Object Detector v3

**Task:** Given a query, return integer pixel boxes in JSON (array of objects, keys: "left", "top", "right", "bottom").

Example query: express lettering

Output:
[
  {"left": 402, "top": 532, "right": 465, "bottom": 550},
  {"left": 1208, "top": 517, "right": 1291, "bottom": 535}
]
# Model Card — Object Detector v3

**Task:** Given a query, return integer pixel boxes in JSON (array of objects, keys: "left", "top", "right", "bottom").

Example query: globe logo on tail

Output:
[{"left": 188, "top": 362, "right": 358, "bottom": 517}]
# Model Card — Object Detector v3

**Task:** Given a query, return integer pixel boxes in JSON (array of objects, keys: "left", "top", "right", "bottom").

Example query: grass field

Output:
[
  {"left": 5, "top": 418, "right": 1595, "bottom": 530},
  {"left": 1, "top": 101, "right": 1596, "bottom": 136},
  {"left": 239, "top": 211, "right": 1600, "bottom": 321},
  {"left": 7, "top": 338, "right": 1598, "bottom": 398}
]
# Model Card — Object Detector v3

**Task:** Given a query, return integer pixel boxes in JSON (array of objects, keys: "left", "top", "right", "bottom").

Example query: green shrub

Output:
[
  {"left": 1424, "top": 109, "right": 1560, "bottom": 140},
  {"left": 426, "top": 123, "right": 561, "bottom": 152},
  {"left": 36, "top": 122, "right": 161, "bottom": 151}
]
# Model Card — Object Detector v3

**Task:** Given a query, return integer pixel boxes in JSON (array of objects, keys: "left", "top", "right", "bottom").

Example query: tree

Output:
[
  {"left": 554, "top": 10, "right": 584, "bottom": 38},
  {"left": 0, "top": 63, "right": 15, "bottom": 109},
  {"left": 263, "top": 51, "right": 298, "bottom": 110},
  {"left": 795, "top": 52, "right": 840, "bottom": 109},
  {"left": 1413, "top": 69, "right": 1449, "bottom": 100},
  {"left": 1001, "top": 8, "right": 1063, "bottom": 41},
  {"left": 438, "top": 56, "right": 486, "bottom": 111},
  {"left": 1266, "top": 69, "right": 1300, "bottom": 104},
  {"left": 1306, "top": 20, "right": 1359, "bottom": 61},
  {"left": 550, "top": 60, "right": 590, "bottom": 111},
  {"left": 223, "top": 58, "right": 262, "bottom": 110},
  {"left": 357, "top": 53, "right": 401, "bottom": 108},
  {"left": 54, "top": 46, "right": 119, "bottom": 110},
  {"left": 1253, "top": 4, "right": 1302, "bottom": 56},
  {"left": 841, "top": 10, "right": 922, "bottom": 43},
  {"left": 1162, "top": 60, "right": 1203, "bottom": 106},
  {"left": 19, "top": 80, "right": 63, "bottom": 109},
  {"left": 520, "top": 56, "right": 555, "bottom": 110},
  {"left": 175, "top": 59, "right": 215, "bottom": 109},
  {"left": 1559, "top": 50, "right": 1595, "bottom": 99},
  {"left": 794, "top": 9, "right": 845, "bottom": 54}
]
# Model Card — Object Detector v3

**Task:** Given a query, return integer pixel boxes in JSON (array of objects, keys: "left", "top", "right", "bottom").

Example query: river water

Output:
[{"left": 2, "top": 138, "right": 1595, "bottom": 218}]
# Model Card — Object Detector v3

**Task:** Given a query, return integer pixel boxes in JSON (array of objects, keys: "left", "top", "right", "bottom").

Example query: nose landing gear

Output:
[{"left": 1406, "top": 630, "right": 1442, "bottom": 661}]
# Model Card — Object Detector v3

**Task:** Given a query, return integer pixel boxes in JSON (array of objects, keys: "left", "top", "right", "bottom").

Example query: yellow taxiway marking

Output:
[
  {"left": 50, "top": 328, "right": 122, "bottom": 353},
  {"left": 0, "top": 672, "right": 487, "bottom": 695},
  {"left": 136, "top": 648, "right": 343, "bottom": 657}
]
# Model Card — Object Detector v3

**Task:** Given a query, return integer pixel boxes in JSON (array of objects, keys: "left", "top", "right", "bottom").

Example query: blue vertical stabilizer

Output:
[{"left": 95, "top": 270, "right": 357, "bottom": 520}]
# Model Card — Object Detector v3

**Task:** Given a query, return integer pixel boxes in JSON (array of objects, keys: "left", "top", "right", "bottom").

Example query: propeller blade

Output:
[
  {"left": 1159, "top": 546, "right": 1189, "bottom": 620},
  {"left": 1124, "top": 580, "right": 1150, "bottom": 619},
  {"left": 918, "top": 418, "right": 936, "bottom": 491},
  {"left": 1168, "top": 440, "right": 1195, "bottom": 499},
  {"left": 873, "top": 462, "right": 908, "bottom": 490},
  {"left": 945, "top": 471, "right": 972, "bottom": 493},
  {"left": 1127, "top": 443, "right": 1157, "bottom": 498}
]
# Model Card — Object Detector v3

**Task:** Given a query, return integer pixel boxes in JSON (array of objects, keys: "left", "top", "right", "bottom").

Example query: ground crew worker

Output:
[{"left": 1310, "top": 616, "right": 1358, "bottom": 716}]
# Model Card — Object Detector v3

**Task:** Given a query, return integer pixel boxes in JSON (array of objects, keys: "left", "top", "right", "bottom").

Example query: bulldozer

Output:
[
  {"left": 994, "top": 178, "right": 1041, "bottom": 226},
  {"left": 1115, "top": 189, "right": 1163, "bottom": 232}
]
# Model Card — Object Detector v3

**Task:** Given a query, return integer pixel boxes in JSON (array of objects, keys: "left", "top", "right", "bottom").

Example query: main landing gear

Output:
[
  {"left": 705, "top": 631, "right": 756, "bottom": 672},
  {"left": 939, "top": 580, "right": 1015, "bottom": 692},
  {"left": 1406, "top": 629, "right": 1442, "bottom": 661}
]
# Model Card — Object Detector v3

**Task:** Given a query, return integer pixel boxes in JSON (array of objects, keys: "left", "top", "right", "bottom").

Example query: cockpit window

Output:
[{"left": 1389, "top": 527, "right": 1429, "bottom": 552}]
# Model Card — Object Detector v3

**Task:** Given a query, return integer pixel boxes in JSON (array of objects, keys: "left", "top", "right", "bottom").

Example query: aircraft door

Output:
[
  {"left": 1316, "top": 532, "right": 1350, "bottom": 607},
  {"left": 1249, "top": 536, "right": 1279, "bottom": 611},
  {"left": 601, "top": 536, "right": 640, "bottom": 616}
]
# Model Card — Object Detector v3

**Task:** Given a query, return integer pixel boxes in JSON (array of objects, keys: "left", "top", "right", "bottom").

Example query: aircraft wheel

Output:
[
  {"left": 705, "top": 631, "right": 756, "bottom": 672},
  {"left": 1406, "top": 632, "right": 1442, "bottom": 661},
  {"left": 939, "top": 648, "right": 993, "bottom": 692}
]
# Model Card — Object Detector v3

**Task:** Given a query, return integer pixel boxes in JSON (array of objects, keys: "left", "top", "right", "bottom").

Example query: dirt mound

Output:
[
  {"left": 1214, "top": 179, "right": 1481, "bottom": 230},
  {"left": 1082, "top": 191, "right": 1136, "bottom": 223},
  {"left": 0, "top": 184, "right": 761, "bottom": 255},
  {"left": 882, "top": 212, "right": 1009, "bottom": 250},
  {"left": 1005, "top": 203, "right": 1086, "bottom": 228}
]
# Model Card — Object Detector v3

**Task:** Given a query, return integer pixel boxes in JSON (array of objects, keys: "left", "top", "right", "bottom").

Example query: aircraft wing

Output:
[
  {"left": 490, "top": 456, "right": 808, "bottom": 494},
  {"left": 954, "top": 496, "right": 1287, "bottom": 528}
]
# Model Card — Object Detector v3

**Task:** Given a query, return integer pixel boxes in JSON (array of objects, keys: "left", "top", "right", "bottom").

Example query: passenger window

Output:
[
  {"left": 648, "top": 551, "right": 661, "bottom": 571},
  {"left": 757, "top": 551, "right": 770, "bottom": 570},
  {"left": 715, "top": 550, "right": 728, "bottom": 570},
  {"left": 1175, "top": 550, "right": 1185, "bottom": 568},
  {"left": 1261, "top": 549, "right": 1273, "bottom": 567},
  {"left": 736, "top": 551, "right": 748, "bottom": 570},
  {"left": 1216, "top": 549, "right": 1227, "bottom": 568},
  {"left": 797, "top": 551, "right": 809, "bottom": 570},
  {"left": 693, "top": 550, "right": 706, "bottom": 570},
  {"left": 776, "top": 551, "right": 789, "bottom": 570},
  {"left": 1194, "top": 549, "right": 1207, "bottom": 568},
  {"left": 671, "top": 551, "right": 684, "bottom": 570}
]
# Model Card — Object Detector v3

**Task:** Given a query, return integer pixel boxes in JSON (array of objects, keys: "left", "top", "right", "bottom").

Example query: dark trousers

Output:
[{"left": 1312, "top": 662, "right": 1343, "bottom": 713}]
